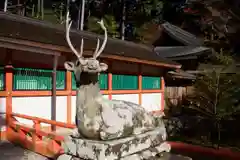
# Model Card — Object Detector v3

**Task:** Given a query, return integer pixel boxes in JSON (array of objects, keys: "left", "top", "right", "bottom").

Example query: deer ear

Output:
[
  {"left": 99, "top": 63, "right": 108, "bottom": 72},
  {"left": 64, "top": 61, "right": 75, "bottom": 71}
]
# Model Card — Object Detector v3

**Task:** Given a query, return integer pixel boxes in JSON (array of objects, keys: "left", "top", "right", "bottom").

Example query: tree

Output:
[
  {"left": 84, "top": 0, "right": 164, "bottom": 41},
  {"left": 86, "top": 14, "right": 119, "bottom": 38},
  {"left": 180, "top": 0, "right": 240, "bottom": 54},
  {"left": 187, "top": 54, "right": 240, "bottom": 147},
  {"left": 52, "top": 0, "right": 66, "bottom": 24}
]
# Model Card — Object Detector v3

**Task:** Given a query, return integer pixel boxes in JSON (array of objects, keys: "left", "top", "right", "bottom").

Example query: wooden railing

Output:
[
  {"left": 7, "top": 113, "right": 75, "bottom": 158},
  {"left": 6, "top": 113, "right": 240, "bottom": 159}
]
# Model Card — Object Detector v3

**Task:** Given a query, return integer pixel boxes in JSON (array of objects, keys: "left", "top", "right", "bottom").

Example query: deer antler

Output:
[
  {"left": 93, "top": 39, "right": 100, "bottom": 56},
  {"left": 66, "top": 11, "right": 82, "bottom": 59},
  {"left": 66, "top": 11, "right": 101, "bottom": 63},
  {"left": 93, "top": 19, "right": 108, "bottom": 59}
]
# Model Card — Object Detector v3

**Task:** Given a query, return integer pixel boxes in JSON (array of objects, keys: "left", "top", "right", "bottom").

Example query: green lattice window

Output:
[
  {"left": 112, "top": 74, "right": 138, "bottom": 90},
  {"left": 142, "top": 76, "right": 161, "bottom": 90},
  {"left": 72, "top": 72, "right": 76, "bottom": 90},
  {"left": 72, "top": 73, "right": 108, "bottom": 90},
  {"left": 13, "top": 68, "right": 66, "bottom": 90},
  {"left": 0, "top": 67, "right": 4, "bottom": 90},
  {"left": 99, "top": 74, "right": 108, "bottom": 90}
]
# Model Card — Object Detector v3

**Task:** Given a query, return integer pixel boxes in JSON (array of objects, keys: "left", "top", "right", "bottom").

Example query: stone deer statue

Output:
[{"left": 64, "top": 12, "right": 166, "bottom": 141}]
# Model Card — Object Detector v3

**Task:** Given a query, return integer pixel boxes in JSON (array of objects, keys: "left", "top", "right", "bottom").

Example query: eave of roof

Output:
[
  {"left": 0, "top": 12, "right": 181, "bottom": 69},
  {"left": 161, "top": 22, "right": 203, "bottom": 46},
  {"left": 168, "top": 70, "right": 196, "bottom": 80},
  {"left": 154, "top": 46, "right": 211, "bottom": 60}
]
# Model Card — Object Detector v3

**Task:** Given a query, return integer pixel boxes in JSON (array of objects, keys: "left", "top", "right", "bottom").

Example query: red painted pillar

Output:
[
  {"left": 66, "top": 71, "right": 72, "bottom": 124},
  {"left": 5, "top": 49, "right": 13, "bottom": 136},
  {"left": 161, "top": 78, "right": 165, "bottom": 111}
]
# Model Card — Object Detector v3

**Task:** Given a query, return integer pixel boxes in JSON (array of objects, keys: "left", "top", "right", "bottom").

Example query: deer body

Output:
[
  {"left": 64, "top": 12, "right": 165, "bottom": 140},
  {"left": 73, "top": 72, "right": 159, "bottom": 140}
]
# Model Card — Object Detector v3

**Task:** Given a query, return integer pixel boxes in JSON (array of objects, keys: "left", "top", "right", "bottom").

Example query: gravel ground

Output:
[{"left": 0, "top": 140, "right": 50, "bottom": 160}]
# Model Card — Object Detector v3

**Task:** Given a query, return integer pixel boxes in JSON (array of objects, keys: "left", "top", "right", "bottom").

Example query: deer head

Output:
[{"left": 64, "top": 11, "right": 108, "bottom": 82}]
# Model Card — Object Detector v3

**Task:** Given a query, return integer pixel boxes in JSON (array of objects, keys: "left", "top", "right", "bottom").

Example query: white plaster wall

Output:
[
  {"left": 0, "top": 98, "right": 6, "bottom": 131},
  {"left": 112, "top": 94, "right": 139, "bottom": 104},
  {"left": 8, "top": 93, "right": 162, "bottom": 128},
  {"left": 12, "top": 96, "right": 67, "bottom": 126},
  {"left": 71, "top": 94, "right": 109, "bottom": 124},
  {"left": 56, "top": 96, "right": 67, "bottom": 123},
  {"left": 71, "top": 96, "right": 76, "bottom": 123},
  {"left": 142, "top": 93, "right": 162, "bottom": 112}
]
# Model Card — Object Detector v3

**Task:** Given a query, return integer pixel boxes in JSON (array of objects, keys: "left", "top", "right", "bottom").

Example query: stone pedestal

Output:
[{"left": 60, "top": 127, "right": 171, "bottom": 160}]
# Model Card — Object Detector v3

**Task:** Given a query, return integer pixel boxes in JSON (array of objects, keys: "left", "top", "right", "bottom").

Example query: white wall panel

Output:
[
  {"left": 112, "top": 94, "right": 139, "bottom": 104},
  {"left": 142, "top": 93, "right": 162, "bottom": 112},
  {"left": 56, "top": 96, "right": 67, "bottom": 123},
  {"left": 12, "top": 96, "right": 51, "bottom": 126},
  {"left": 71, "top": 96, "right": 76, "bottom": 123},
  {"left": 12, "top": 96, "right": 67, "bottom": 126},
  {"left": 0, "top": 98, "right": 6, "bottom": 131}
]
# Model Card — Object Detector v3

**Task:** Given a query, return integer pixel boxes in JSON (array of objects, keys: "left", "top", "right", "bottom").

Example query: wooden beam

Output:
[
  {"left": 0, "top": 40, "right": 61, "bottom": 56},
  {"left": 51, "top": 55, "right": 59, "bottom": 131}
]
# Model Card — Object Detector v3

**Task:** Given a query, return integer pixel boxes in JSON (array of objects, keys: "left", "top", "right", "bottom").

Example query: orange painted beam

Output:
[
  {"left": 10, "top": 122, "right": 65, "bottom": 142},
  {"left": 71, "top": 90, "right": 164, "bottom": 96},
  {"left": 169, "top": 142, "right": 240, "bottom": 160},
  {"left": 0, "top": 91, "right": 6, "bottom": 97},
  {"left": 11, "top": 90, "right": 71, "bottom": 97},
  {"left": 0, "top": 90, "right": 167, "bottom": 97},
  {"left": 11, "top": 113, "right": 75, "bottom": 129},
  {"left": 0, "top": 130, "right": 7, "bottom": 140}
]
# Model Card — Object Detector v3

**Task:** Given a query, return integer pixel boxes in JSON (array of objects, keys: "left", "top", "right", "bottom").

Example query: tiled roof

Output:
[{"left": 0, "top": 12, "right": 180, "bottom": 68}]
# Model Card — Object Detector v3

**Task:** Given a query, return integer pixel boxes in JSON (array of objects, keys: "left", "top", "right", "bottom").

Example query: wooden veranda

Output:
[{"left": 0, "top": 11, "right": 240, "bottom": 160}]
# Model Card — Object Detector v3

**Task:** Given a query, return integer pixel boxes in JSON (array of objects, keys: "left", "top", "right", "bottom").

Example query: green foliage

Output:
[
  {"left": 189, "top": 69, "right": 240, "bottom": 120},
  {"left": 51, "top": 1, "right": 66, "bottom": 24},
  {"left": 126, "top": 0, "right": 164, "bottom": 42},
  {"left": 164, "top": 54, "right": 240, "bottom": 147},
  {"left": 87, "top": 15, "right": 119, "bottom": 38},
  {"left": 185, "top": 54, "right": 240, "bottom": 146},
  {"left": 189, "top": 54, "right": 240, "bottom": 117}
]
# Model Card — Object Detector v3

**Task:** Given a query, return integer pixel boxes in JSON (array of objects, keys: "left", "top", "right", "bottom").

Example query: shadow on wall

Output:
[
  {"left": 0, "top": 96, "right": 6, "bottom": 140},
  {"left": 0, "top": 112, "right": 6, "bottom": 140}
]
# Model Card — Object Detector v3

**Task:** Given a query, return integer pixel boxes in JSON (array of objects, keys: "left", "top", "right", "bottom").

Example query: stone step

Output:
[{"left": 62, "top": 127, "right": 167, "bottom": 160}]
